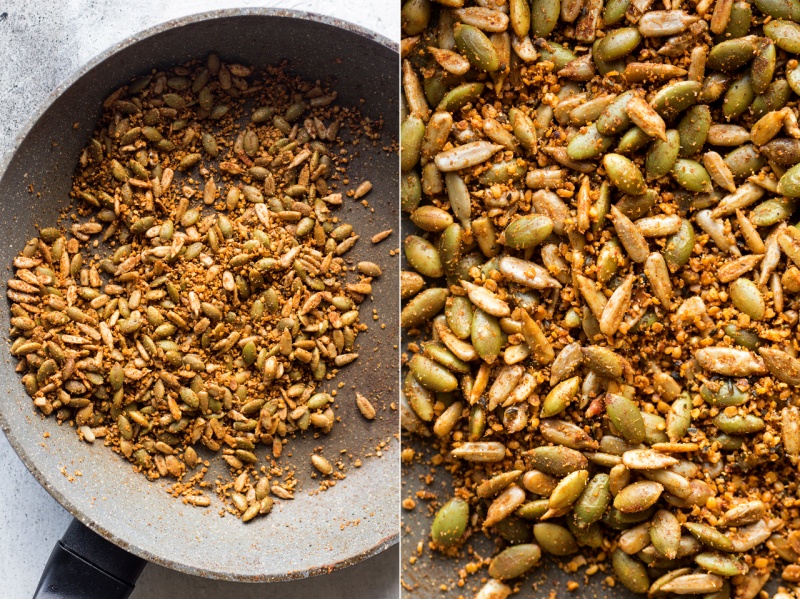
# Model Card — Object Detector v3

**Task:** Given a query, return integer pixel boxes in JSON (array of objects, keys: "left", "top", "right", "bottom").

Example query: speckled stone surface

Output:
[{"left": 0, "top": 2, "right": 399, "bottom": 597}]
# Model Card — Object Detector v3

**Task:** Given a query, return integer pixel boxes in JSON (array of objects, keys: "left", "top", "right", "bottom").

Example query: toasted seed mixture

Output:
[
  {"left": 7, "top": 55, "right": 385, "bottom": 521},
  {"left": 402, "top": 0, "right": 800, "bottom": 595}
]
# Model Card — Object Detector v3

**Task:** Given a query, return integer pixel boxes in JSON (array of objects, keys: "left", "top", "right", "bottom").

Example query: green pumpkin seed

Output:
[
  {"left": 471, "top": 309, "right": 503, "bottom": 363},
  {"left": 663, "top": 219, "right": 695, "bottom": 271},
  {"left": 605, "top": 505, "right": 657, "bottom": 529},
  {"left": 778, "top": 163, "right": 800, "bottom": 197},
  {"left": 516, "top": 499, "right": 550, "bottom": 519},
  {"left": 472, "top": 216, "right": 500, "bottom": 258},
  {"left": 405, "top": 235, "right": 444, "bottom": 278},
  {"left": 672, "top": 159, "right": 713, "bottom": 192},
  {"left": 522, "top": 472, "right": 557, "bottom": 498},
  {"left": 431, "top": 498, "right": 469, "bottom": 547},
  {"left": 573, "top": 473, "right": 611, "bottom": 527},
  {"left": 527, "top": 445, "right": 588, "bottom": 477},
  {"left": 619, "top": 522, "right": 651, "bottom": 554},
  {"left": 729, "top": 278, "right": 766, "bottom": 320},
  {"left": 509, "top": 0, "right": 531, "bottom": 37},
  {"left": 109, "top": 363, "right": 125, "bottom": 391},
  {"left": 612, "top": 548, "right": 650, "bottom": 594},
  {"left": 724, "top": 145, "right": 765, "bottom": 178},
  {"left": 401, "top": 0, "right": 430, "bottom": 35},
  {"left": 401, "top": 115, "right": 426, "bottom": 171},
  {"left": 752, "top": 78, "right": 791, "bottom": 118},
  {"left": 478, "top": 471, "right": 523, "bottom": 499},
  {"left": 684, "top": 522, "right": 736, "bottom": 552},
  {"left": 509, "top": 108, "right": 538, "bottom": 153},
  {"left": 531, "top": 0, "right": 561, "bottom": 37},
  {"left": 405, "top": 372, "right": 435, "bottom": 422},
  {"left": 538, "top": 44, "right": 578, "bottom": 70},
  {"left": 401, "top": 169, "right": 422, "bottom": 212},
  {"left": 548, "top": 469, "right": 589, "bottom": 510},
  {"left": 651, "top": 81, "right": 701, "bottom": 119},
  {"left": 723, "top": 74, "right": 755, "bottom": 119},
  {"left": 454, "top": 24, "right": 500, "bottom": 72},
  {"left": 604, "top": 153, "right": 646, "bottom": 195},
  {"left": 750, "top": 197, "right": 795, "bottom": 225},
  {"left": 410, "top": 206, "right": 454, "bottom": 233},
  {"left": 617, "top": 126, "right": 651, "bottom": 154},
  {"left": 503, "top": 214, "right": 554, "bottom": 250},
  {"left": 707, "top": 38, "right": 757, "bottom": 72},
  {"left": 605, "top": 393, "right": 646, "bottom": 444},
  {"left": 495, "top": 516, "right": 533, "bottom": 545},
  {"left": 713, "top": 413, "right": 765, "bottom": 434},
  {"left": 541, "top": 376, "right": 581, "bottom": 418},
  {"left": 765, "top": 19, "right": 800, "bottom": 53},
  {"left": 533, "top": 523, "right": 578, "bottom": 556},
  {"left": 567, "top": 124, "right": 614, "bottom": 160},
  {"left": 420, "top": 111, "right": 454, "bottom": 164},
  {"left": 409, "top": 354, "right": 459, "bottom": 392},
  {"left": 646, "top": 130, "right": 681, "bottom": 180},
  {"left": 604, "top": 0, "right": 632, "bottom": 24},
  {"left": 752, "top": 39, "right": 776, "bottom": 95},
  {"left": 651, "top": 509, "right": 682, "bottom": 559},
  {"left": 613, "top": 481, "right": 663, "bottom": 513},
  {"left": 696, "top": 552, "right": 748, "bottom": 576},
  {"left": 666, "top": 394, "right": 692, "bottom": 441},
  {"left": 755, "top": 0, "right": 800, "bottom": 19},
  {"left": 597, "top": 28, "right": 642, "bottom": 62},
  {"left": 436, "top": 82, "right": 485, "bottom": 113},
  {"left": 425, "top": 342, "right": 470, "bottom": 373},
  {"left": 445, "top": 295, "right": 474, "bottom": 339},
  {"left": 177, "top": 153, "right": 201, "bottom": 171},
  {"left": 641, "top": 412, "right": 669, "bottom": 445},
  {"left": 722, "top": 323, "right": 760, "bottom": 351},
  {"left": 488, "top": 544, "right": 542, "bottom": 579},
  {"left": 596, "top": 91, "right": 636, "bottom": 136},
  {"left": 677, "top": 105, "right": 711, "bottom": 158}
]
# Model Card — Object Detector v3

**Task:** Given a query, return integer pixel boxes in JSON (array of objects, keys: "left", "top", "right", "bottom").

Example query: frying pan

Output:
[{"left": 0, "top": 9, "right": 399, "bottom": 598}]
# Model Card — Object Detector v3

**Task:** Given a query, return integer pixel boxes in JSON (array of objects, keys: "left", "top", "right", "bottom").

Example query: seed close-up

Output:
[{"left": 400, "top": 0, "right": 800, "bottom": 596}]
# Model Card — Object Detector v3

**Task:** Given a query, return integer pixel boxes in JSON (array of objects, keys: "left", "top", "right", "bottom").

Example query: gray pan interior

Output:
[{"left": 0, "top": 9, "right": 399, "bottom": 582}]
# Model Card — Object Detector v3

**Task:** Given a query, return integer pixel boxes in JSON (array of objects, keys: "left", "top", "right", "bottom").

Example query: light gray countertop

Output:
[{"left": 0, "top": 1, "right": 399, "bottom": 597}]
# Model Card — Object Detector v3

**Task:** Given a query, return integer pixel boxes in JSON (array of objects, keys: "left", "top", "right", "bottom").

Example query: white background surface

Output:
[{"left": 0, "top": 1, "right": 399, "bottom": 598}]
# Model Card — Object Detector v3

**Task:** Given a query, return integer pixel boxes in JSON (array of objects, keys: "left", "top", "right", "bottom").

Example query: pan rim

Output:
[{"left": 0, "top": 7, "right": 398, "bottom": 583}]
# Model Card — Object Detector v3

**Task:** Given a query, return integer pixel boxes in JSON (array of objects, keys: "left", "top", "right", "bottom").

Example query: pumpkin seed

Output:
[
  {"left": 613, "top": 481, "right": 664, "bottom": 513},
  {"left": 685, "top": 522, "right": 736, "bottom": 552},
  {"left": 613, "top": 548, "right": 650, "bottom": 593},
  {"left": 573, "top": 473, "right": 611, "bottom": 527},
  {"left": 533, "top": 523, "right": 578, "bottom": 556},
  {"left": 651, "top": 509, "right": 682, "bottom": 559},
  {"left": 488, "top": 544, "right": 542, "bottom": 580},
  {"left": 431, "top": 498, "right": 470, "bottom": 547}
]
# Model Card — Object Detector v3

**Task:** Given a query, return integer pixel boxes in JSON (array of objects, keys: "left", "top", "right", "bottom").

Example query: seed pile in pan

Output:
[
  {"left": 6, "top": 55, "right": 385, "bottom": 522},
  {"left": 402, "top": 0, "right": 800, "bottom": 595}
]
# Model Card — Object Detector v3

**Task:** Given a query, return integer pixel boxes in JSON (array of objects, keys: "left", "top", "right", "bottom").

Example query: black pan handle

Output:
[{"left": 33, "top": 519, "right": 146, "bottom": 599}]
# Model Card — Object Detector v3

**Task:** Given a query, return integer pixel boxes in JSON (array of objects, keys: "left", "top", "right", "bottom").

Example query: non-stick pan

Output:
[{"left": 0, "top": 9, "right": 399, "bottom": 598}]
